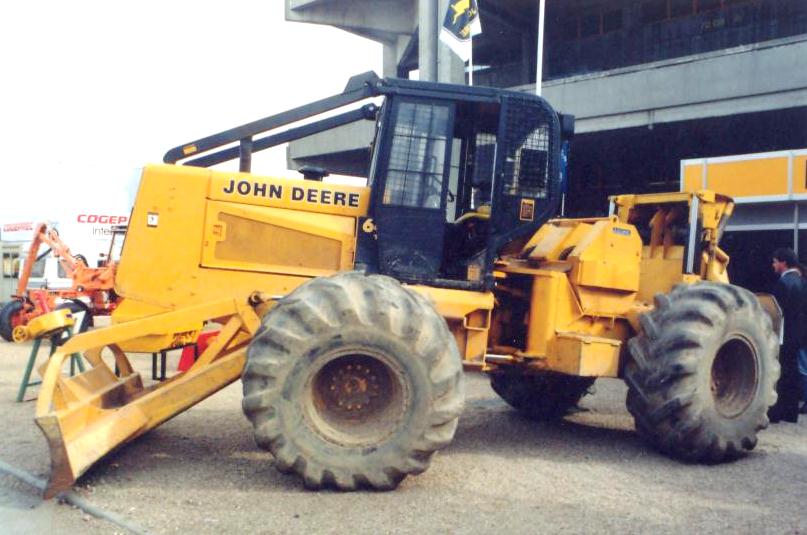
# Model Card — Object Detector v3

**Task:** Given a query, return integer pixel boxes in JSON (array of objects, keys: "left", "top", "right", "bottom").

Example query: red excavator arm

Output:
[
  {"left": 15, "top": 223, "right": 80, "bottom": 295},
  {"left": 16, "top": 223, "right": 116, "bottom": 296}
]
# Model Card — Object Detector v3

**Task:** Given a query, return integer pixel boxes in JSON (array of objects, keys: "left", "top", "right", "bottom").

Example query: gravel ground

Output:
[{"left": 1, "top": 339, "right": 806, "bottom": 534}]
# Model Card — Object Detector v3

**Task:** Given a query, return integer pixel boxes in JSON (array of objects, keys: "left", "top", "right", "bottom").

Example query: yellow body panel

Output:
[
  {"left": 525, "top": 217, "right": 642, "bottom": 316},
  {"left": 207, "top": 172, "right": 369, "bottom": 217},
  {"left": 409, "top": 285, "right": 494, "bottom": 320},
  {"left": 612, "top": 190, "right": 732, "bottom": 281},
  {"left": 492, "top": 190, "right": 733, "bottom": 378},
  {"left": 115, "top": 165, "right": 367, "bottom": 312},
  {"left": 409, "top": 285, "right": 494, "bottom": 366},
  {"left": 526, "top": 220, "right": 593, "bottom": 261},
  {"left": 570, "top": 219, "right": 641, "bottom": 294},
  {"left": 637, "top": 246, "right": 686, "bottom": 304},
  {"left": 202, "top": 200, "right": 356, "bottom": 277},
  {"left": 112, "top": 164, "right": 369, "bottom": 351},
  {"left": 491, "top": 264, "right": 625, "bottom": 377},
  {"left": 525, "top": 270, "right": 583, "bottom": 357},
  {"left": 548, "top": 333, "right": 621, "bottom": 377}
]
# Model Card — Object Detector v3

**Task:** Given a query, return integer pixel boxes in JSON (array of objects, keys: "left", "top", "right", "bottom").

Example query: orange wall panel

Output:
[
  {"left": 682, "top": 164, "right": 702, "bottom": 192},
  {"left": 704, "top": 157, "right": 789, "bottom": 198},
  {"left": 792, "top": 156, "right": 807, "bottom": 194}
]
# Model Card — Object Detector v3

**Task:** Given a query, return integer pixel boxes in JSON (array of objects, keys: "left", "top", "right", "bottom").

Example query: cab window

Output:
[{"left": 382, "top": 101, "right": 450, "bottom": 209}]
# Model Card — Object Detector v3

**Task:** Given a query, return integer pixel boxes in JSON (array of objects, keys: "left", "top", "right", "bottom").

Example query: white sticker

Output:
[{"left": 147, "top": 213, "right": 159, "bottom": 227}]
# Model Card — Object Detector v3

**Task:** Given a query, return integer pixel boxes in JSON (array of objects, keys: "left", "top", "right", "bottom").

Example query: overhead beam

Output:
[{"left": 285, "top": 0, "right": 415, "bottom": 42}]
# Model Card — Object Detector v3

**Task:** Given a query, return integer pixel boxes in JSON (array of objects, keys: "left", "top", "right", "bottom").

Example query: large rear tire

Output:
[
  {"left": 242, "top": 272, "right": 464, "bottom": 490},
  {"left": 626, "top": 282, "right": 779, "bottom": 463},
  {"left": 0, "top": 300, "right": 24, "bottom": 342},
  {"left": 490, "top": 369, "right": 594, "bottom": 420}
]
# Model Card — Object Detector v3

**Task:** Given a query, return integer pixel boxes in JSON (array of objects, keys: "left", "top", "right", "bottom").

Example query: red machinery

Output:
[{"left": 0, "top": 223, "right": 125, "bottom": 342}]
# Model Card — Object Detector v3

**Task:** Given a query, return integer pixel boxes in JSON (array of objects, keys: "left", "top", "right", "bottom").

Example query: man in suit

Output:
[
  {"left": 769, "top": 248, "right": 805, "bottom": 423},
  {"left": 801, "top": 346, "right": 807, "bottom": 414}
]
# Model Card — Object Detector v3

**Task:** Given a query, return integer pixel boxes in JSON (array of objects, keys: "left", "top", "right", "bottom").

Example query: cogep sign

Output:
[
  {"left": 77, "top": 215, "right": 128, "bottom": 225},
  {"left": 0, "top": 222, "right": 37, "bottom": 242}
]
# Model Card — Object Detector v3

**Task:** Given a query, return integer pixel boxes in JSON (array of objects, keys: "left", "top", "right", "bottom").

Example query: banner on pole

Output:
[{"left": 439, "top": 0, "right": 482, "bottom": 62}]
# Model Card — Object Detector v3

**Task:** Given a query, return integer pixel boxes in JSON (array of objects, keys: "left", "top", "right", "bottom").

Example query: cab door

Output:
[
  {"left": 372, "top": 98, "right": 454, "bottom": 282},
  {"left": 488, "top": 95, "right": 561, "bottom": 255}
]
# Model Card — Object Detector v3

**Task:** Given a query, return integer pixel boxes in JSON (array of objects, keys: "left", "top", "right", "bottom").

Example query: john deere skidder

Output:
[{"left": 34, "top": 73, "right": 779, "bottom": 497}]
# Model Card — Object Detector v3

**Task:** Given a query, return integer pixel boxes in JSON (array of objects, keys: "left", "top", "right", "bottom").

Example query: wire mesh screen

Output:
[
  {"left": 501, "top": 96, "right": 554, "bottom": 199},
  {"left": 383, "top": 102, "right": 449, "bottom": 209},
  {"left": 472, "top": 132, "right": 496, "bottom": 208}
]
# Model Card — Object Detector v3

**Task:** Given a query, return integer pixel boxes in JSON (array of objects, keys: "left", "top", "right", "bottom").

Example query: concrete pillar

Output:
[
  {"left": 437, "top": 44, "right": 465, "bottom": 84},
  {"left": 418, "top": 0, "right": 437, "bottom": 81},
  {"left": 382, "top": 41, "right": 398, "bottom": 77},
  {"left": 437, "top": 0, "right": 467, "bottom": 84}
]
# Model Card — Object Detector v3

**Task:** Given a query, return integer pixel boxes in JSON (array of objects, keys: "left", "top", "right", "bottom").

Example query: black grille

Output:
[{"left": 500, "top": 96, "right": 555, "bottom": 200}]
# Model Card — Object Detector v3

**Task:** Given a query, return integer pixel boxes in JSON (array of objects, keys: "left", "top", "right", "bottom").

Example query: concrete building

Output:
[{"left": 285, "top": 0, "right": 807, "bottom": 289}]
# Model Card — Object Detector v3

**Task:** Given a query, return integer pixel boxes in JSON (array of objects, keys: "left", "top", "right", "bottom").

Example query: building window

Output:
[
  {"left": 641, "top": 0, "right": 668, "bottom": 23},
  {"left": 2, "top": 253, "right": 19, "bottom": 278},
  {"left": 561, "top": 16, "right": 578, "bottom": 40},
  {"left": 580, "top": 13, "right": 600, "bottom": 37},
  {"left": 697, "top": 0, "right": 722, "bottom": 12},
  {"left": 669, "top": 0, "right": 694, "bottom": 18},
  {"left": 602, "top": 9, "right": 624, "bottom": 32}
]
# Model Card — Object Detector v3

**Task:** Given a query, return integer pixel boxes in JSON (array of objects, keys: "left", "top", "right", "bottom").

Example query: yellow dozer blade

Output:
[{"left": 34, "top": 298, "right": 263, "bottom": 498}]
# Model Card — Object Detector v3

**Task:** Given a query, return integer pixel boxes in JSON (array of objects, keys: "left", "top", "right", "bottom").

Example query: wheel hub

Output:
[
  {"left": 711, "top": 336, "right": 759, "bottom": 418},
  {"left": 306, "top": 351, "right": 409, "bottom": 447},
  {"left": 328, "top": 363, "right": 382, "bottom": 414}
]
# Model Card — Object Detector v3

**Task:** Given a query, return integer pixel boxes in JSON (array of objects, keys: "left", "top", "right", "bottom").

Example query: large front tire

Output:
[
  {"left": 626, "top": 282, "right": 779, "bottom": 463},
  {"left": 242, "top": 272, "right": 464, "bottom": 490}
]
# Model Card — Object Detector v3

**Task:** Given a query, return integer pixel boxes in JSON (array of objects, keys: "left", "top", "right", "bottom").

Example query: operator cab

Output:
[{"left": 361, "top": 78, "right": 571, "bottom": 290}]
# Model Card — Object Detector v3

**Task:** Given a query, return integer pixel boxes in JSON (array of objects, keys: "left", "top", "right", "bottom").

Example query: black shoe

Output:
[{"left": 800, "top": 403, "right": 807, "bottom": 415}]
